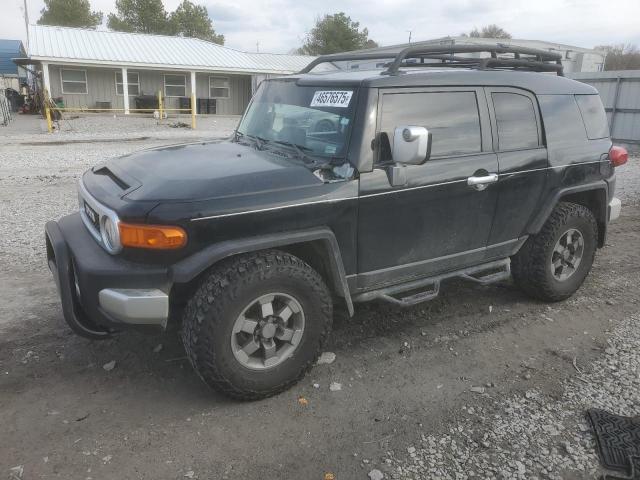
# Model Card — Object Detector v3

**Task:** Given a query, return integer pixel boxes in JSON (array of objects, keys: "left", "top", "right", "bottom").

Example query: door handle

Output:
[{"left": 467, "top": 173, "right": 498, "bottom": 190}]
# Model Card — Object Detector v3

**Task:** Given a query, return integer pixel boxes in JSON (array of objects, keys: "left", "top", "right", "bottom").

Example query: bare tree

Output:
[
  {"left": 596, "top": 44, "right": 640, "bottom": 71},
  {"left": 466, "top": 24, "right": 512, "bottom": 39}
]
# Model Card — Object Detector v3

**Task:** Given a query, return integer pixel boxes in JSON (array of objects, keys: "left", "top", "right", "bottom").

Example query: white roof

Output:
[{"left": 27, "top": 24, "right": 313, "bottom": 74}]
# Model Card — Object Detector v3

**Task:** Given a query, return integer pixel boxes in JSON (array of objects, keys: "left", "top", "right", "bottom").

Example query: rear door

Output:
[
  {"left": 356, "top": 87, "right": 499, "bottom": 291},
  {"left": 485, "top": 88, "right": 549, "bottom": 245}
]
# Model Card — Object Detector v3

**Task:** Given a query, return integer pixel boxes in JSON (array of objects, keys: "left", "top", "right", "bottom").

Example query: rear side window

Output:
[
  {"left": 575, "top": 95, "right": 609, "bottom": 140},
  {"left": 380, "top": 91, "right": 481, "bottom": 157},
  {"left": 492, "top": 92, "right": 539, "bottom": 150},
  {"left": 537, "top": 95, "right": 587, "bottom": 146}
]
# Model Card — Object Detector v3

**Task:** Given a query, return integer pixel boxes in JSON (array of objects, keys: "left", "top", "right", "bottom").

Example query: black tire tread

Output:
[
  {"left": 181, "top": 250, "right": 332, "bottom": 400},
  {"left": 512, "top": 201, "right": 598, "bottom": 302}
]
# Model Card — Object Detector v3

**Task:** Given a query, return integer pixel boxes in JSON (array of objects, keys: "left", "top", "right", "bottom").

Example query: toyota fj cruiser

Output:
[{"left": 45, "top": 45, "right": 628, "bottom": 400}]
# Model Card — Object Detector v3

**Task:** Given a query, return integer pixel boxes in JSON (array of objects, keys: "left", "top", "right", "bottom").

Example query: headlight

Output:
[{"left": 100, "top": 215, "right": 121, "bottom": 253}]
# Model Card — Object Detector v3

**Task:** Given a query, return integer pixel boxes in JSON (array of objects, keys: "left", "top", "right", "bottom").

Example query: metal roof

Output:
[
  {"left": 0, "top": 39, "right": 25, "bottom": 76},
  {"left": 356, "top": 36, "right": 604, "bottom": 55},
  {"left": 27, "top": 25, "right": 313, "bottom": 74},
  {"left": 353, "top": 36, "right": 604, "bottom": 56}
]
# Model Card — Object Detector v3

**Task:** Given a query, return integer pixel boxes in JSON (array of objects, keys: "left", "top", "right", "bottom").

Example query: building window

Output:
[
  {"left": 209, "top": 76, "right": 230, "bottom": 98},
  {"left": 61, "top": 69, "right": 87, "bottom": 94},
  {"left": 115, "top": 72, "right": 140, "bottom": 96},
  {"left": 164, "top": 74, "right": 186, "bottom": 97}
]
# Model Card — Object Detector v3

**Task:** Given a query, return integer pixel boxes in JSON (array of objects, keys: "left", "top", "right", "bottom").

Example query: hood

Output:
[{"left": 104, "top": 141, "right": 324, "bottom": 202}]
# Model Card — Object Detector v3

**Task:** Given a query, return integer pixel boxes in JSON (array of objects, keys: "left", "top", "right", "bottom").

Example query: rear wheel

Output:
[
  {"left": 512, "top": 202, "right": 598, "bottom": 302},
  {"left": 181, "top": 250, "right": 332, "bottom": 400}
]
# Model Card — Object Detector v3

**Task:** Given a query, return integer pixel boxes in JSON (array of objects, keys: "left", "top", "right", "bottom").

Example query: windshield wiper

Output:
[
  {"left": 235, "top": 131, "right": 267, "bottom": 150},
  {"left": 272, "top": 140, "right": 317, "bottom": 163}
]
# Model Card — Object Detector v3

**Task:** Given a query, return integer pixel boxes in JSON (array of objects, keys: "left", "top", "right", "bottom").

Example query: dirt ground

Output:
[{"left": 0, "top": 132, "right": 639, "bottom": 479}]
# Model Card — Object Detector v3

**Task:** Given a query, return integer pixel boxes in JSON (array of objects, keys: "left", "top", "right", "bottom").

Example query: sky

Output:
[{"left": 1, "top": 0, "right": 639, "bottom": 54}]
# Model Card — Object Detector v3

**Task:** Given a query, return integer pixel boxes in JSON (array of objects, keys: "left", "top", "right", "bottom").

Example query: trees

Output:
[
  {"left": 298, "top": 13, "right": 378, "bottom": 55},
  {"left": 467, "top": 24, "right": 512, "bottom": 39},
  {"left": 37, "top": 0, "right": 102, "bottom": 28},
  {"left": 107, "top": 0, "right": 224, "bottom": 43},
  {"left": 596, "top": 44, "right": 640, "bottom": 71},
  {"left": 107, "top": 0, "right": 169, "bottom": 34},
  {"left": 169, "top": 0, "right": 224, "bottom": 44}
]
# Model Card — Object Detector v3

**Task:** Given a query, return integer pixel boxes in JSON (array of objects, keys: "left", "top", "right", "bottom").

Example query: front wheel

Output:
[
  {"left": 512, "top": 202, "right": 598, "bottom": 302},
  {"left": 181, "top": 250, "right": 332, "bottom": 400}
]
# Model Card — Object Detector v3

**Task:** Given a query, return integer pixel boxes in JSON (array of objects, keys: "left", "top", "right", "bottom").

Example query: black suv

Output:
[{"left": 46, "top": 45, "right": 628, "bottom": 399}]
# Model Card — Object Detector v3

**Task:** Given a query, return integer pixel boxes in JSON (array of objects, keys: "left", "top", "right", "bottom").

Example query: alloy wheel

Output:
[
  {"left": 230, "top": 293, "right": 305, "bottom": 370},
  {"left": 550, "top": 228, "right": 584, "bottom": 281}
]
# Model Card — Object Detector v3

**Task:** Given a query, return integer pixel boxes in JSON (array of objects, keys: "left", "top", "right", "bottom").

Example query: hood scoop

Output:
[{"left": 92, "top": 165, "right": 130, "bottom": 190}]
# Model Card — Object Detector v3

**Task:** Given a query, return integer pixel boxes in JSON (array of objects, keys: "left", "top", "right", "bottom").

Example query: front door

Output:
[{"left": 356, "top": 87, "right": 499, "bottom": 291}]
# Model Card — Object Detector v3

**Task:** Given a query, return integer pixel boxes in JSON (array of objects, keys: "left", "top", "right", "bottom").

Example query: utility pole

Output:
[
  {"left": 23, "top": 0, "right": 30, "bottom": 52},
  {"left": 256, "top": 41, "right": 260, "bottom": 53},
  {"left": 406, "top": 30, "right": 412, "bottom": 44}
]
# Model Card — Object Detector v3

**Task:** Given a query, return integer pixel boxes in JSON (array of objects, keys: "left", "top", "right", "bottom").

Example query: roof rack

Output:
[{"left": 298, "top": 44, "right": 564, "bottom": 76}]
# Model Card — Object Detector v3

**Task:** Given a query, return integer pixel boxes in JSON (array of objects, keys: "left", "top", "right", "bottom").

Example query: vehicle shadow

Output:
[{"left": 1, "top": 276, "right": 530, "bottom": 406}]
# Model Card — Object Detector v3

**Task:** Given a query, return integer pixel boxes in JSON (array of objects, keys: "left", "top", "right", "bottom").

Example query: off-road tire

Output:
[
  {"left": 181, "top": 250, "right": 332, "bottom": 400},
  {"left": 511, "top": 202, "right": 598, "bottom": 302}
]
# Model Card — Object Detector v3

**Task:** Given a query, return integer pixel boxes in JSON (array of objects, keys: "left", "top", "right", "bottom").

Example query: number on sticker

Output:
[{"left": 311, "top": 91, "right": 353, "bottom": 108}]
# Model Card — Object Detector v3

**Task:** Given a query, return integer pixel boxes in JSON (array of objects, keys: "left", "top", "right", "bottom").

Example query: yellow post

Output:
[
  {"left": 45, "top": 103, "right": 53, "bottom": 133},
  {"left": 191, "top": 93, "right": 196, "bottom": 129},
  {"left": 157, "top": 90, "right": 163, "bottom": 120},
  {"left": 44, "top": 89, "right": 53, "bottom": 133}
]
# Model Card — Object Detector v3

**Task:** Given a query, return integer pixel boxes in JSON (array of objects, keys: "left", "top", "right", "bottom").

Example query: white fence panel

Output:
[{"left": 568, "top": 71, "right": 640, "bottom": 147}]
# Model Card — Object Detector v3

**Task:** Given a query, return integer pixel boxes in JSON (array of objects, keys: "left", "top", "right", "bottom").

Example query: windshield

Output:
[{"left": 236, "top": 81, "right": 357, "bottom": 158}]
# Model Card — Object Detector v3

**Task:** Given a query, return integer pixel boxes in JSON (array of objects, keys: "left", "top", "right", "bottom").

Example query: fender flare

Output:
[
  {"left": 525, "top": 180, "right": 609, "bottom": 241},
  {"left": 169, "top": 227, "right": 354, "bottom": 316}
]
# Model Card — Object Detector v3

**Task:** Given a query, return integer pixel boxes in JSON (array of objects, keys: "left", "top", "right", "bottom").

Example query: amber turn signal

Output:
[{"left": 118, "top": 223, "right": 187, "bottom": 250}]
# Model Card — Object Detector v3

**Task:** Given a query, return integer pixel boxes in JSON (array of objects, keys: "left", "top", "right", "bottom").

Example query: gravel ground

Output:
[
  {"left": 0, "top": 134, "right": 639, "bottom": 479},
  {"left": 387, "top": 313, "right": 640, "bottom": 479},
  {"left": 2, "top": 113, "right": 239, "bottom": 144}
]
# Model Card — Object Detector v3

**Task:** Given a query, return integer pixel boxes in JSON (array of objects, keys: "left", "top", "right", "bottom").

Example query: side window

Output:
[
  {"left": 537, "top": 95, "right": 588, "bottom": 146},
  {"left": 492, "top": 92, "right": 539, "bottom": 150},
  {"left": 575, "top": 94, "right": 609, "bottom": 140},
  {"left": 380, "top": 91, "right": 481, "bottom": 158}
]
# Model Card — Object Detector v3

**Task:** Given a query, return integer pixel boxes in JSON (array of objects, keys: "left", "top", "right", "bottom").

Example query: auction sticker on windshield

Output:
[{"left": 311, "top": 91, "right": 353, "bottom": 108}]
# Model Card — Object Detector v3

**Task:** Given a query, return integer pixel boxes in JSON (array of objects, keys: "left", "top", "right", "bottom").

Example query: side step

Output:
[{"left": 354, "top": 259, "right": 510, "bottom": 307}]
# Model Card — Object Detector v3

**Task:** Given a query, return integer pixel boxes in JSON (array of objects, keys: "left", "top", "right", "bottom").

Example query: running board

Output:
[{"left": 353, "top": 259, "right": 511, "bottom": 307}]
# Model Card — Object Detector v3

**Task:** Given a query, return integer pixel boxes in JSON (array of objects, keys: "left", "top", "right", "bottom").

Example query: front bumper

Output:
[{"left": 45, "top": 213, "right": 171, "bottom": 335}]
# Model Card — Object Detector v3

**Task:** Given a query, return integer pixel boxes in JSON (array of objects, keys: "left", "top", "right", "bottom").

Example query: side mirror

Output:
[{"left": 392, "top": 126, "right": 431, "bottom": 165}]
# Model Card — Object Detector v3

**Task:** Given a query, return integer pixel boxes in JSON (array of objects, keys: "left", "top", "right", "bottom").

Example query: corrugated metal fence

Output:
[
  {"left": 0, "top": 91, "right": 12, "bottom": 126},
  {"left": 568, "top": 71, "right": 640, "bottom": 147}
]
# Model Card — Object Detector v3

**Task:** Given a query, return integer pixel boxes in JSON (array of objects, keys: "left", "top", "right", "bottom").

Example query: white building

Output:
[
  {"left": 18, "top": 24, "right": 314, "bottom": 115},
  {"left": 344, "top": 36, "right": 606, "bottom": 73}
]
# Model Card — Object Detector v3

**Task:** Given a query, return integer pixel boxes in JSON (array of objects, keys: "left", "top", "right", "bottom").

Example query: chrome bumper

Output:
[
  {"left": 608, "top": 197, "right": 621, "bottom": 222},
  {"left": 99, "top": 289, "right": 169, "bottom": 327}
]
